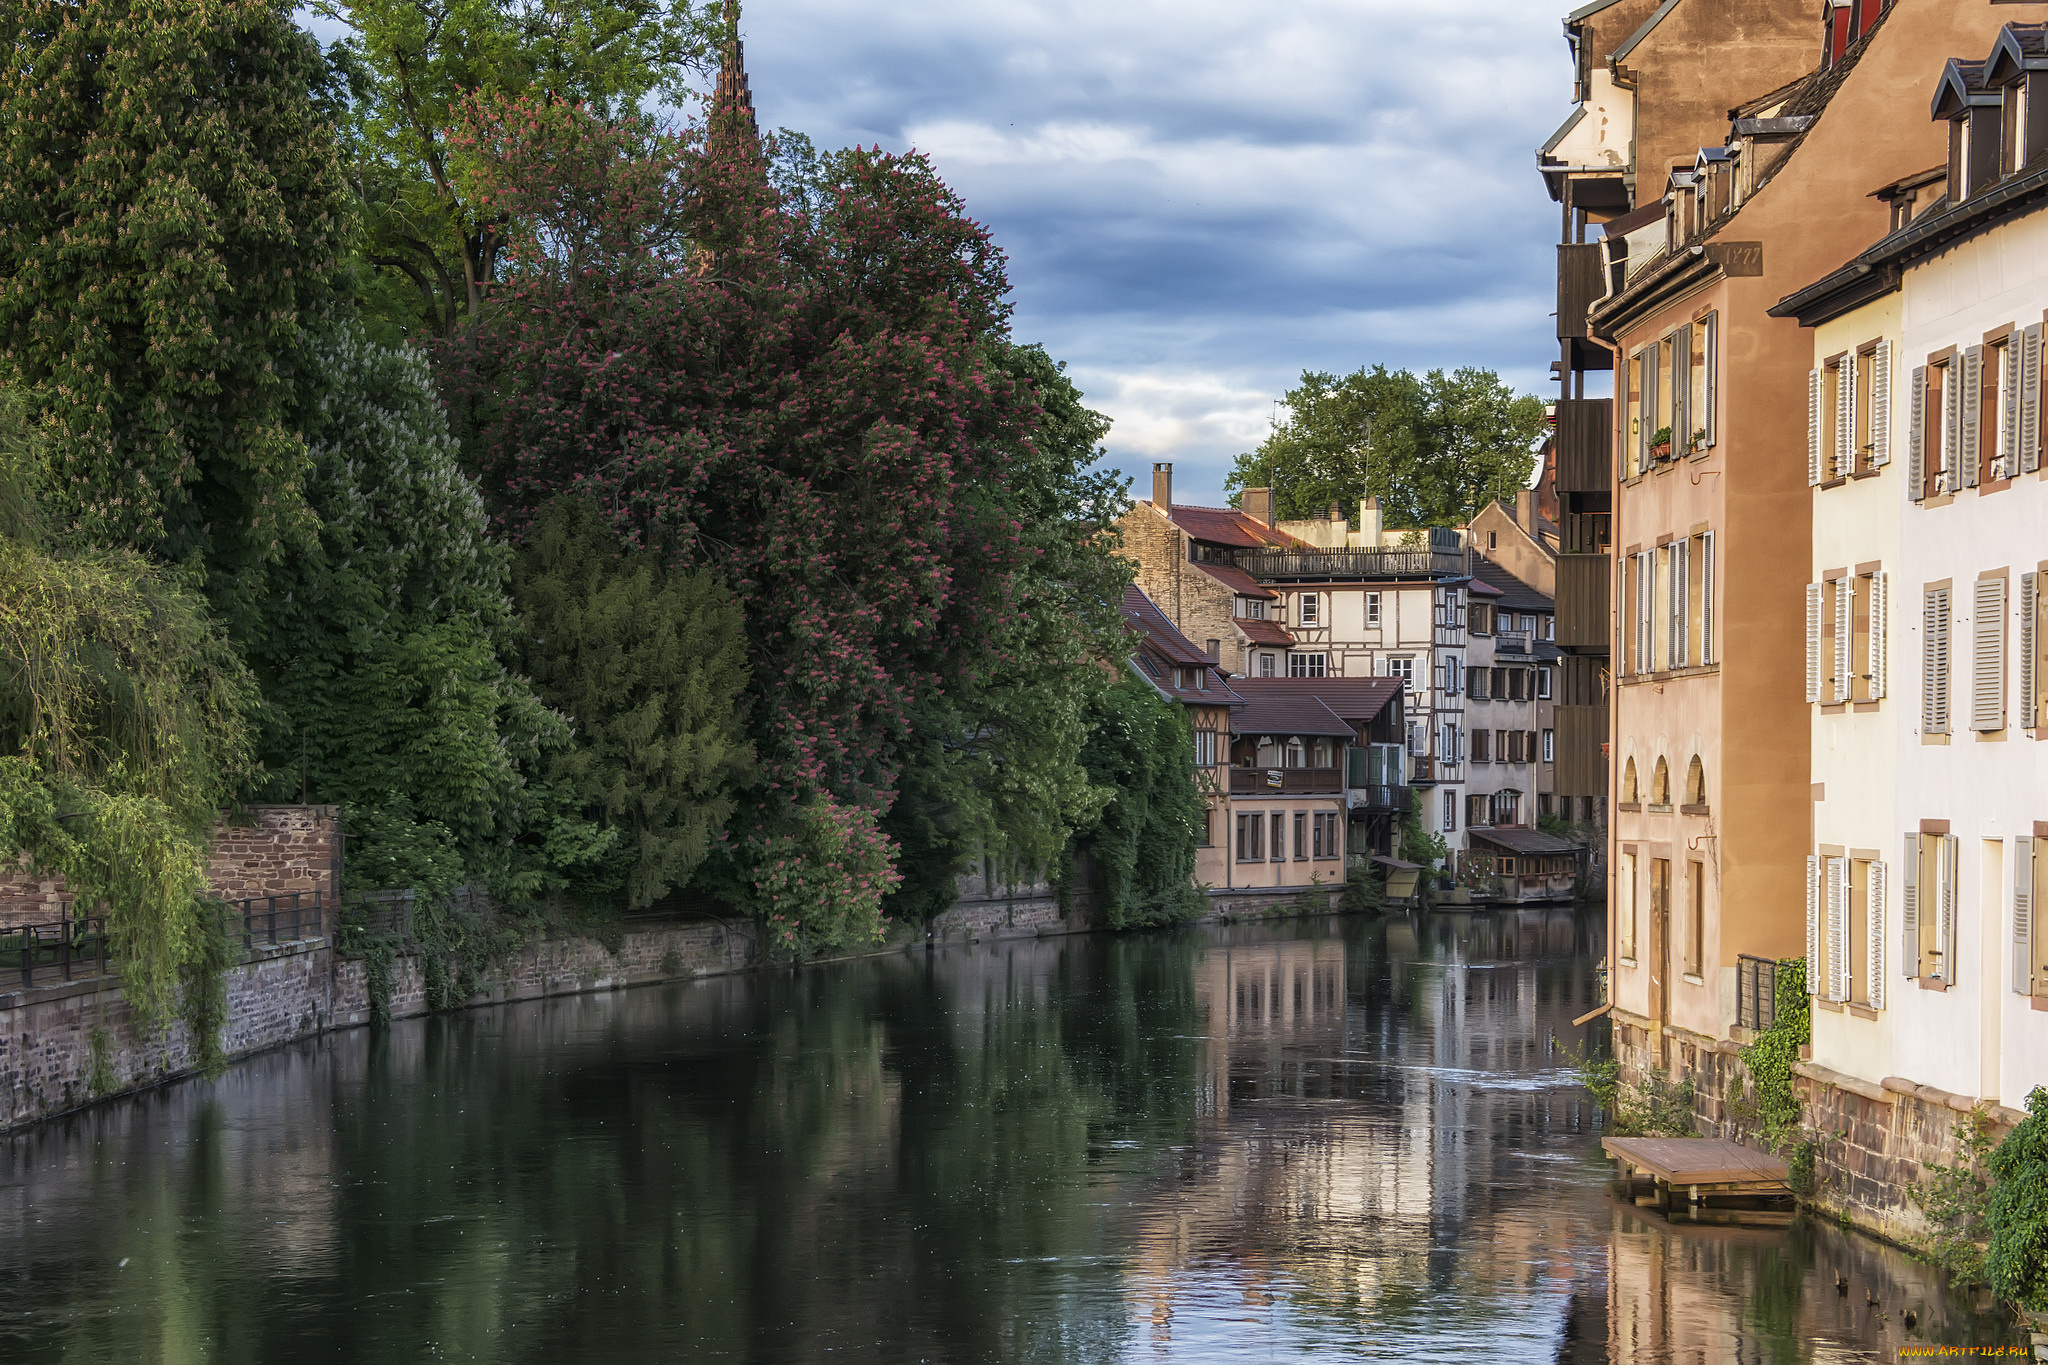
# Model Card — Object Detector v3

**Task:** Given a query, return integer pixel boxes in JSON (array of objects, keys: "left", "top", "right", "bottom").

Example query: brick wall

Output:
[
  {"left": 1119, "top": 504, "right": 1244, "bottom": 672},
  {"left": 0, "top": 805, "right": 339, "bottom": 929}
]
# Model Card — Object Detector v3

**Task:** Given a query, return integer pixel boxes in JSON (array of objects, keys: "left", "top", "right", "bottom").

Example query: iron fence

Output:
[
  {"left": 1737, "top": 954, "right": 1779, "bottom": 1032},
  {"left": 237, "top": 891, "right": 324, "bottom": 949},
  {"left": 1, "top": 911, "right": 112, "bottom": 990}
]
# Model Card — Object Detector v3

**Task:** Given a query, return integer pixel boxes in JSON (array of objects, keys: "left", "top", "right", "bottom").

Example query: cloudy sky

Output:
[{"left": 304, "top": 1, "right": 1573, "bottom": 508}]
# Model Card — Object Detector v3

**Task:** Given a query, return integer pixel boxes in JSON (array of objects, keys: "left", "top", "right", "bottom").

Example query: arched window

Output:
[
  {"left": 1652, "top": 757, "right": 1671, "bottom": 806},
  {"left": 1686, "top": 755, "right": 1707, "bottom": 807},
  {"left": 1312, "top": 737, "right": 1335, "bottom": 768},
  {"left": 1622, "top": 757, "right": 1639, "bottom": 804},
  {"left": 1284, "top": 737, "right": 1306, "bottom": 769}
]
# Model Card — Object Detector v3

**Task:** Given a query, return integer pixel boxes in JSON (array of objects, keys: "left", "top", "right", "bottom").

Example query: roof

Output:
[
  {"left": 1194, "top": 562, "right": 1276, "bottom": 600},
  {"left": 1237, "top": 618, "right": 1296, "bottom": 647},
  {"left": 1470, "top": 828, "right": 1583, "bottom": 856},
  {"left": 1121, "top": 587, "right": 1248, "bottom": 707},
  {"left": 1158, "top": 503, "right": 1307, "bottom": 550},
  {"left": 1470, "top": 579, "right": 1504, "bottom": 597},
  {"left": 1611, "top": 0, "right": 1680, "bottom": 63},
  {"left": 1120, "top": 586, "right": 1211, "bottom": 666},
  {"left": 1229, "top": 690, "right": 1357, "bottom": 739},
  {"left": 1471, "top": 557, "right": 1553, "bottom": 611},
  {"left": 1232, "top": 677, "right": 1402, "bottom": 725}
]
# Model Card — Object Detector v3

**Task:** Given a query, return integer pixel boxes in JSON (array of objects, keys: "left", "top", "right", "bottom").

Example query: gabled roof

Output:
[
  {"left": 1121, "top": 587, "right": 1247, "bottom": 707},
  {"left": 1472, "top": 557, "right": 1553, "bottom": 611},
  {"left": 1233, "top": 677, "right": 1402, "bottom": 726},
  {"left": 1237, "top": 618, "right": 1296, "bottom": 647},
  {"left": 1471, "top": 828, "right": 1583, "bottom": 856},
  {"left": 1195, "top": 562, "right": 1277, "bottom": 600},
  {"left": 1931, "top": 59, "right": 1995, "bottom": 121},
  {"left": 1120, "top": 586, "right": 1211, "bottom": 666},
  {"left": 1985, "top": 24, "right": 2048, "bottom": 88},
  {"left": 1230, "top": 690, "right": 1357, "bottom": 740},
  {"left": 1159, "top": 503, "right": 1308, "bottom": 550}
]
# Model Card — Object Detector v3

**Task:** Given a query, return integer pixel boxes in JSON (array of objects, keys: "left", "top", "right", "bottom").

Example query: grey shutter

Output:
[
  {"left": 1944, "top": 360, "right": 1962, "bottom": 494},
  {"left": 1871, "top": 339, "right": 1894, "bottom": 467},
  {"left": 1870, "top": 571, "right": 1888, "bottom": 700},
  {"left": 1806, "top": 582, "right": 1825, "bottom": 703},
  {"left": 1702, "top": 312, "right": 1718, "bottom": 452},
  {"left": 1673, "top": 329, "right": 1691, "bottom": 454},
  {"left": 2004, "top": 342, "right": 2023, "bottom": 480},
  {"left": 2023, "top": 572, "right": 2039, "bottom": 730},
  {"left": 1940, "top": 834, "right": 1960, "bottom": 983},
  {"left": 1701, "top": 532, "right": 1716, "bottom": 665},
  {"left": 1924, "top": 587, "right": 1951, "bottom": 733},
  {"left": 1972, "top": 576, "right": 2008, "bottom": 732},
  {"left": 1868, "top": 859, "right": 1887, "bottom": 1009},
  {"left": 1670, "top": 545, "right": 1687, "bottom": 668},
  {"left": 2026, "top": 324, "right": 2044, "bottom": 474},
  {"left": 1962, "top": 346, "right": 1983, "bottom": 489},
  {"left": 1808, "top": 368, "right": 1826, "bottom": 485},
  {"left": 1836, "top": 358, "right": 1856, "bottom": 479},
  {"left": 1909, "top": 365, "right": 1928, "bottom": 499},
  {"left": 1827, "top": 855, "right": 1850, "bottom": 1002},
  {"left": 1901, "top": 832, "right": 1921, "bottom": 980},
  {"left": 2017, "top": 836, "right": 2036, "bottom": 995},
  {"left": 1806, "top": 854, "right": 1823, "bottom": 990},
  {"left": 1834, "top": 575, "right": 1854, "bottom": 703}
]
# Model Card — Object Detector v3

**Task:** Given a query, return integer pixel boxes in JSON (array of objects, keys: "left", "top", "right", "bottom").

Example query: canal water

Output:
[{"left": 0, "top": 910, "right": 2021, "bottom": 1362}]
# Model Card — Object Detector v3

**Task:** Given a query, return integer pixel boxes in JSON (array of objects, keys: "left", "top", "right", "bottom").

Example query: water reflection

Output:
[{"left": 0, "top": 911, "right": 2021, "bottom": 1362}]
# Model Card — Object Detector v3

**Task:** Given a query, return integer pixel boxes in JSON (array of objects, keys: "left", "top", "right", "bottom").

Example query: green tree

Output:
[
  {"left": 1227, "top": 365, "right": 1545, "bottom": 528},
  {"left": 0, "top": 0, "right": 351, "bottom": 618},
  {"left": 512, "top": 496, "right": 753, "bottom": 908},
  {"left": 1062, "top": 679, "right": 1205, "bottom": 931},
  {"left": 315, "top": 0, "right": 719, "bottom": 336}
]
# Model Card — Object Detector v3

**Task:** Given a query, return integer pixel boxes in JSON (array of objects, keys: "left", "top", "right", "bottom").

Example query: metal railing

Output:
[
  {"left": 2, "top": 911, "right": 111, "bottom": 990},
  {"left": 1495, "top": 632, "right": 1532, "bottom": 655},
  {"left": 1737, "top": 955, "right": 1779, "bottom": 1032},
  {"left": 1348, "top": 784, "right": 1413, "bottom": 812},
  {"left": 238, "top": 892, "right": 325, "bottom": 949},
  {"left": 1225, "top": 544, "right": 1469, "bottom": 582}
]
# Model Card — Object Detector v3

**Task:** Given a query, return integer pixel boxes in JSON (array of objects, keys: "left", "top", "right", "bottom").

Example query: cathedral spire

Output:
[{"left": 710, "top": 0, "right": 761, "bottom": 160}]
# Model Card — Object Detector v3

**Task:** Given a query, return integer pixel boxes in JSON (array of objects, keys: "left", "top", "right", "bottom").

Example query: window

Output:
[
  {"left": 1193, "top": 729, "right": 1217, "bottom": 767},
  {"left": 1259, "top": 653, "right": 1277, "bottom": 678},
  {"left": 1195, "top": 668, "right": 1207, "bottom": 692},
  {"left": 1205, "top": 638, "right": 1220, "bottom": 660},
  {"left": 1543, "top": 729, "right": 1555, "bottom": 764},
  {"left": 1923, "top": 585, "right": 1952, "bottom": 734},
  {"left": 1467, "top": 668, "right": 1490, "bottom": 701},
  {"left": 1908, "top": 359, "right": 1956, "bottom": 501},
  {"left": 1686, "top": 861, "right": 1705, "bottom": 977},
  {"left": 1365, "top": 592, "right": 1382, "bottom": 628},
  {"left": 1388, "top": 656, "right": 1415, "bottom": 691},
  {"left": 2019, "top": 835, "right": 2045, "bottom": 997},
  {"left": 1288, "top": 652, "right": 1327, "bottom": 678},
  {"left": 1269, "top": 812, "right": 1286, "bottom": 862},
  {"left": 1442, "top": 790, "right": 1457, "bottom": 832},
  {"left": 1541, "top": 614, "right": 1555, "bottom": 641},
  {"left": 1684, "top": 531, "right": 1715, "bottom": 669},
  {"left": 1444, "top": 657, "right": 1462, "bottom": 694},
  {"left": 1493, "top": 790, "right": 1521, "bottom": 827},
  {"left": 1618, "top": 851, "right": 1639, "bottom": 962},
  {"left": 1973, "top": 576, "right": 2008, "bottom": 732},
  {"left": 1293, "top": 811, "right": 1308, "bottom": 860},
  {"left": 1471, "top": 729, "right": 1492, "bottom": 762},
  {"left": 1537, "top": 666, "right": 1553, "bottom": 700},
  {"left": 1650, "top": 757, "right": 1671, "bottom": 808},
  {"left": 1632, "top": 549, "right": 1656, "bottom": 674},
  {"left": 1283, "top": 737, "right": 1306, "bottom": 769},
  {"left": 1898, "top": 831, "right": 1958, "bottom": 985},
  {"left": 1684, "top": 755, "right": 1705, "bottom": 807},
  {"left": 1299, "top": 592, "right": 1320, "bottom": 626},
  {"left": 1312, "top": 812, "right": 1340, "bottom": 860},
  {"left": 1470, "top": 603, "right": 1493, "bottom": 634},
  {"left": 1440, "top": 723, "right": 1460, "bottom": 763},
  {"left": 1691, "top": 313, "right": 1717, "bottom": 452},
  {"left": 2025, "top": 572, "right": 2043, "bottom": 732},
  {"left": 1199, "top": 809, "right": 1213, "bottom": 847},
  {"left": 1626, "top": 347, "right": 1646, "bottom": 479},
  {"left": 1987, "top": 336, "right": 2015, "bottom": 485},
  {"left": 1621, "top": 757, "right": 1639, "bottom": 805},
  {"left": 1311, "top": 738, "right": 1335, "bottom": 768},
  {"left": 1236, "top": 813, "right": 1264, "bottom": 862},
  {"left": 1521, "top": 613, "right": 1537, "bottom": 633},
  {"left": 1467, "top": 793, "right": 1491, "bottom": 828}
]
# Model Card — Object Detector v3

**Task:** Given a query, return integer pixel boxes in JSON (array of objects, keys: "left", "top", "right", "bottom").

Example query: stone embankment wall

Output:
[
  {"left": 0, "top": 805, "right": 340, "bottom": 928},
  {"left": 1609, "top": 1010, "right": 2023, "bottom": 1249}
]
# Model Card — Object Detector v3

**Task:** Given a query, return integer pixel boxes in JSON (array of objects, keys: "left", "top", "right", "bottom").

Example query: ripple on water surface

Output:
[{"left": 0, "top": 909, "right": 2023, "bottom": 1362}]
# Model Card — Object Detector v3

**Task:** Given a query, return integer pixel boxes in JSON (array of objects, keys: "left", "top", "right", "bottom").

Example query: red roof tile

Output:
[
  {"left": 1232, "top": 677, "right": 1403, "bottom": 724},
  {"left": 1231, "top": 692, "right": 1356, "bottom": 738},
  {"left": 1163, "top": 504, "right": 1308, "bottom": 550},
  {"left": 1236, "top": 619, "right": 1296, "bottom": 646},
  {"left": 1195, "top": 562, "right": 1277, "bottom": 599}
]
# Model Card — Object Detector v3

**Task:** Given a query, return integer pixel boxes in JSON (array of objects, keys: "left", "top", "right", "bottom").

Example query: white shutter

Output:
[
  {"left": 1702, "top": 312, "right": 1719, "bottom": 451},
  {"left": 1834, "top": 575, "right": 1854, "bottom": 703},
  {"left": 1943, "top": 360, "right": 1962, "bottom": 494},
  {"left": 1836, "top": 358, "right": 1856, "bottom": 479},
  {"left": 1701, "top": 532, "right": 1716, "bottom": 665},
  {"left": 1901, "top": 832, "right": 1921, "bottom": 980},
  {"left": 1807, "top": 854, "right": 1823, "bottom": 991},
  {"left": 1939, "top": 833, "right": 1960, "bottom": 982},
  {"left": 1972, "top": 576, "right": 2008, "bottom": 732},
  {"left": 2003, "top": 343, "right": 2023, "bottom": 481},
  {"left": 2022, "top": 572, "right": 2039, "bottom": 730},
  {"left": 1669, "top": 545, "right": 1687, "bottom": 669},
  {"left": 1962, "top": 346, "right": 1983, "bottom": 489},
  {"left": 1639, "top": 551, "right": 1655, "bottom": 674},
  {"left": 1673, "top": 330, "right": 1691, "bottom": 453},
  {"left": 2017, "top": 836, "right": 2036, "bottom": 996},
  {"left": 1924, "top": 587, "right": 1951, "bottom": 733},
  {"left": 1870, "top": 571, "right": 1888, "bottom": 701},
  {"left": 1806, "top": 582, "right": 1825, "bottom": 703},
  {"left": 1827, "top": 855, "right": 1850, "bottom": 1002},
  {"left": 2025, "top": 324, "right": 2044, "bottom": 474},
  {"left": 1808, "top": 367, "right": 1826, "bottom": 486},
  {"left": 1868, "top": 859, "right": 1887, "bottom": 1010},
  {"left": 1908, "top": 364, "right": 1928, "bottom": 499},
  {"left": 1871, "top": 339, "right": 1894, "bottom": 467}
]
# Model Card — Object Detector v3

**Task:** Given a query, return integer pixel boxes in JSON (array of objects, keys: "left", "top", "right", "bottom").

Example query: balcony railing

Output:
[
  {"left": 1229, "top": 767, "right": 1343, "bottom": 796},
  {"left": 1554, "top": 399, "right": 1612, "bottom": 495},
  {"left": 1348, "top": 784, "right": 1413, "bottom": 813},
  {"left": 1495, "top": 632, "right": 1531, "bottom": 656},
  {"left": 1557, "top": 242, "right": 1605, "bottom": 342},
  {"left": 1224, "top": 545, "right": 1468, "bottom": 582}
]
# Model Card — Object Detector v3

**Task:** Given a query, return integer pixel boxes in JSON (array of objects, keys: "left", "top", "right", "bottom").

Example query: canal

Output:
[{"left": 0, "top": 910, "right": 2019, "bottom": 1362}]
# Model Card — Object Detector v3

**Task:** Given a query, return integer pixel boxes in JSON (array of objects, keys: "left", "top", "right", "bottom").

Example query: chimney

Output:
[
  {"left": 1242, "top": 487, "right": 1274, "bottom": 526},
  {"left": 1152, "top": 462, "right": 1173, "bottom": 510},
  {"left": 1358, "top": 496, "right": 1383, "bottom": 546},
  {"left": 1515, "top": 489, "right": 1534, "bottom": 529}
]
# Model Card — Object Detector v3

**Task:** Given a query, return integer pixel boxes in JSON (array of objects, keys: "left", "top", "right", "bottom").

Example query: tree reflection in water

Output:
[{"left": 0, "top": 911, "right": 2021, "bottom": 1363}]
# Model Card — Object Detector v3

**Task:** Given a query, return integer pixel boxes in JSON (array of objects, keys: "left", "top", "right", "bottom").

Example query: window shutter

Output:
[
  {"left": 1972, "top": 576, "right": 2007, "bottom": 732},
  {"left": 1868, "top": 860, "right": 1887, "bottom": 1010},
  {"left": 1871, "top": 339, "right": 1893, "bottom": 467},
  {"left": 1806, "top": 582, "right": 1825, "bottom": 703},
  {"left": 2022, "top": 572, "right": 2039, "bottom": 730},
  {"left": 1924, "top": 587, "right": 1951, "bottom": 733},
  {"left": 1834, "top": 576, "right": 1854, "bottom": 703},
  {"left": 1669, "top": 545, "right": 1687, "bottom": 668},
  {"left": 1962, "top": 346, "right": 1983, "bottom": 489},
  {"left": 1870, "top": 571, "right": 1888, "bottom": 700},
  {"left": 2003, "top": 344, "right": 2023, "bottom": 481},
  {"left": 1701, "top": 532, "right": 1715, "bottom": 665},
  {"left": 1702, "top": 312, "right": 1718, "bottom": 451},
  {"left": 1827, "top": 855, "right": 1850, "bottom": 1002},
  {"left": 1673, "top": 331, "right": 1691, "bottom": 452},
  {"left": 1806, "top": 854, "right": 1823, "bottom": 991},
  {"left": 1940, "top": 834, "right": 1960, "bottom": 982},
  {"left": 1836, "top": 359, "right": 1856, "bottom": 479},
  {"left": 1808, "top": 368, "right": 1826, "bottom": 486},
  {"left": 2026, "top": 324, "right": 2045, "bottom": 474},
  {"left": 1901, "top": 833, "right": 1921, "bottom": 979},
  {"left": 1944, "top": 361, "right": 1962, "bottom": 494},
  {"left": 2017, "top": 836, "right": 2036, "bottom": 996},
  {"left": 1908, "top": 365, "right": 1928, "bottom": 499}
]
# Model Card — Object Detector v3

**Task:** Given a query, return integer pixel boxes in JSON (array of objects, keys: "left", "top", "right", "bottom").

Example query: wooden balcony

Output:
[
  {"left": 1554, "top": 704, "right": 1610, "bottom": 798},
  {"left": 1555, "top": 399, "right": 1612, "bottom": 494},
  {"left": 1348, "top": 784, "right": 1413, "bottom": 813},
  {"left": 1558, "top": 243, "right": 1606, "bottom": 342},
  {"left": 1555, "top": 554, "right": 1611, "bottom": 651},
  {"left": 1495, "top": 631, "right": 1532, "bottom": 656},
  {"left": 1230, "top": 767, "right": 1343, "bottom": 796}
]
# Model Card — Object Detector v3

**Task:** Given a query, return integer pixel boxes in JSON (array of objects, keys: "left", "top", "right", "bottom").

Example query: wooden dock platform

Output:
[{"left": 1601, "top": 1137, "right": 1792, "bottom": 1226}]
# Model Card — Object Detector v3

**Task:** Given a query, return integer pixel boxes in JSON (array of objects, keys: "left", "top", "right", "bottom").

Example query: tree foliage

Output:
[
  {"left": 1986, "top": 1086, "right": 2048, "bottom": 1312},
  {"left": 0, "top": 0, "right": 351, "bottom": 617},
  {"left": 1226, "top": 366, "right": 1545, "bottom": 529},
  {"left": 512, "top": 495, "right": 753, "bottom": 908},
  {"left": 1061, "top": 678, "right": 1205, "bottom": 931}
]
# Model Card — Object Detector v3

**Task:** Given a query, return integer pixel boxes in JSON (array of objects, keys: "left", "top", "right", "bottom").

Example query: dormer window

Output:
[{"left": 1934, "top": 58, "right": 2002, "bottom": 199}]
